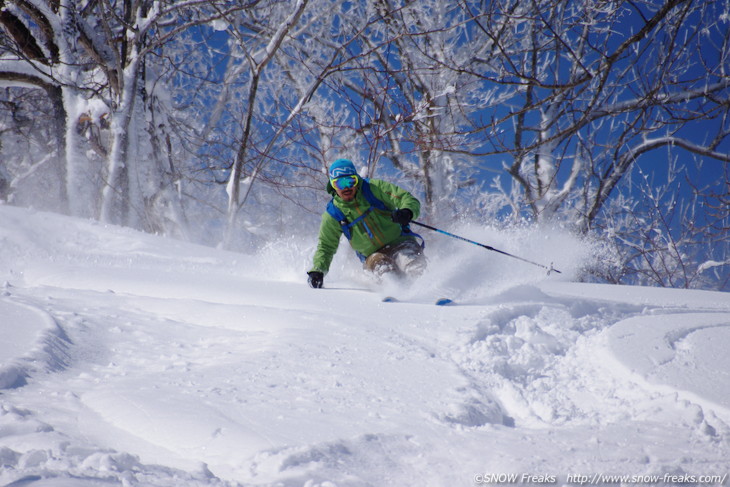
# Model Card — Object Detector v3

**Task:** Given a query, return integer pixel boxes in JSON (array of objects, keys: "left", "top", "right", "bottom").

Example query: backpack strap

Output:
[
  {"left": 326, "top": 199, "right": 376, "bottom": 240},
  {"left": 326, "top": 179, "right": 383, "bottom": 241},
  {"left": 326, "top": 198, "right": 369, "bottom": 262},
  {"left": 326, "top": 200, "right": 351, "bottom": 239},
  {"left": 360, "top": 179, "right": 388, "bottom": 211}
]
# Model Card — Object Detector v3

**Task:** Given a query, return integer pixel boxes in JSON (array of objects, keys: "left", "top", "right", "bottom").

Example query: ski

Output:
[{"left": 381, "top": 296, "right": 456, "bottom": 306}]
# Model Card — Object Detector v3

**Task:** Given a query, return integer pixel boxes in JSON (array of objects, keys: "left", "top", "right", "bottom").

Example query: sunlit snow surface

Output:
[{"left": 1, "top": 205, "right": 728, "bottom": 486}]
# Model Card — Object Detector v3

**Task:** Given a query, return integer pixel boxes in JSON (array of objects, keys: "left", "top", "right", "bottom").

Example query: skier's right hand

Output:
[{"left": 307, "top": 271, "right": 324, "bottom": 289}]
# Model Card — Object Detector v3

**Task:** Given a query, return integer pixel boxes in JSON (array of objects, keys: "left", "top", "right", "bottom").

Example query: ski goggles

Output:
[{"left": 331, "top": 174, "right": 359, "bottom": 191}]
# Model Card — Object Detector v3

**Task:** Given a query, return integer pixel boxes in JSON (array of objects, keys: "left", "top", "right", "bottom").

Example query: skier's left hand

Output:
[
  {"left": 307, "top": 271, "right": 324, "bottom": 288},
  {"left": 391, "top": 208, "right": 413, "bottom": 225}
]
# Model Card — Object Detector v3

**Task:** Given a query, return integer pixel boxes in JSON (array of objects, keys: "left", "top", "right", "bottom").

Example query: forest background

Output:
[{"left": 0, "top": 0, "right": 728, "bottom": 291}]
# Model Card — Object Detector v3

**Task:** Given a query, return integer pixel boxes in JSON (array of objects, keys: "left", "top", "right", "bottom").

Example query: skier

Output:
[{"left": 307, "top": 158, "right": 426, "bottom": 289}]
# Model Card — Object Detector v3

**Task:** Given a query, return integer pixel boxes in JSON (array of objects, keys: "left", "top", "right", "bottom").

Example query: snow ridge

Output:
[{"left": 0, "top": 297, "right": 69, "bottom": 390}]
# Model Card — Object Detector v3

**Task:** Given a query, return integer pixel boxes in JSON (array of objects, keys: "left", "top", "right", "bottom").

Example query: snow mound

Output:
[
  {"left": 607, "top": 312, "right": 730, "bottom": 423},
  {"left": 0, "top": 298, "right": 68, "bottom": 389}
]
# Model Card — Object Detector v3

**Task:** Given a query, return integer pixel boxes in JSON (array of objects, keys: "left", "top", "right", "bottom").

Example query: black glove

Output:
[
  {"left": 391, "top": 208, "right": 413, "bottom": 225},
  {"left": 307, "top": 271, "right": 324, "bottom": 289}
]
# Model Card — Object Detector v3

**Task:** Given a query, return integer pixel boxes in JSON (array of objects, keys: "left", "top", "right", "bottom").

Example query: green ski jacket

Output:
[{"left": 310, "top": 178, "right": 421, "bottom": 274}]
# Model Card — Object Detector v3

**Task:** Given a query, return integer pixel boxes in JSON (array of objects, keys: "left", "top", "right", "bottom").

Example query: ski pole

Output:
[{"left": 410, "top": 221, "right": 562, "bottom": 274}]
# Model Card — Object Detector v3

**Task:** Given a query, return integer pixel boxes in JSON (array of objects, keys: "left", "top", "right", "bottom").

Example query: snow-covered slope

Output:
[{"left": 1, "top": 205, "right": 728, "bottom": 487}]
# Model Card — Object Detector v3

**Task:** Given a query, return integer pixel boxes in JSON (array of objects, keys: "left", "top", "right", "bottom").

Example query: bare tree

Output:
[
  {"left": 437, "top": 0, "right": 729, "bottom": 288},
  {"left": 0, "top": 0, "right": 259, "bottom": 233},
  {"left": 0, "top": 0, "right": 95, "bottom": 215},
  {"left": 454, "top": 0, "right": 729, "bottom": 226},
  {"left": 86, "top": 0, "right": 254, "bottom": 229},
  {"left": 0, "top": 85, "right": 66, "bottom": 206},
  {"left": 207, "top": 0, "right": 393, "bottom": 247},
  {"left": 219, "top": 0, "right": 309, "bottom": 247},
  {"left": 306, "top": 0, "right": 481, "bottom": 218}
]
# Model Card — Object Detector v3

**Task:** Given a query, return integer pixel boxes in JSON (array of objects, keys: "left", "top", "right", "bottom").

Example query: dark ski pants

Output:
[{"left": 363, "top": 238, "right": 426, "bottom": 278}]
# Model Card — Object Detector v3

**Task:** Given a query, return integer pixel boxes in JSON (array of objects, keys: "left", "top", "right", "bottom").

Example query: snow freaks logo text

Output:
[
  {"left": 473, "top": 473, "right": 728, "bottom": 485},
  {"left": 474, "top": 473, "right": 557, "bottom": 484}
]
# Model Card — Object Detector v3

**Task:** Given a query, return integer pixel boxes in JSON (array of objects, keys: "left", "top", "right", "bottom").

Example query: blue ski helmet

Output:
[{"left": 328, "top": 159, "right": 358, "bottom": 179}]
